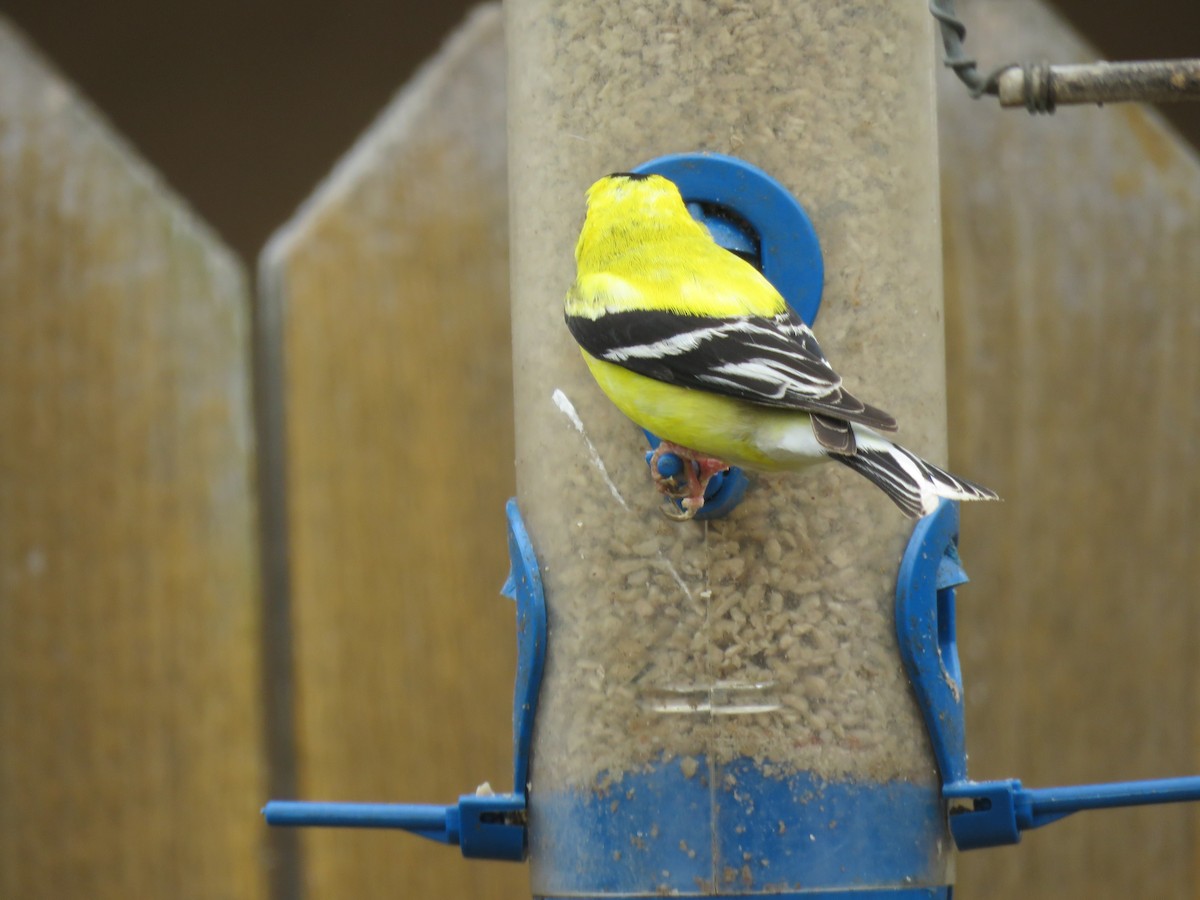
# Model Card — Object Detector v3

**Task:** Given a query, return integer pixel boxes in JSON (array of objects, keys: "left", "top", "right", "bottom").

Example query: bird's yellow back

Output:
[{"left": 568, "top": 173, "right": 788, "bottom": 320}]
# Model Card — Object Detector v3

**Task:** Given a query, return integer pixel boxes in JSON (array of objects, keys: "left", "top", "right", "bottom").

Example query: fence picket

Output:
[
  {"left": 257, "top": 7, "right": 524, "bottom": 898},
  {"left": 0, "top": 18, "right": 268, "bottom": 899}
]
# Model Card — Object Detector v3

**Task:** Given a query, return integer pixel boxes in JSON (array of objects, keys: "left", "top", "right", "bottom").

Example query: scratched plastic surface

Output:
[{"left": 507, "top": 0, "right": 953, "bottom": 893}]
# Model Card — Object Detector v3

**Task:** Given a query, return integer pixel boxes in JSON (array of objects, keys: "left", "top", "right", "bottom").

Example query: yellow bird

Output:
[{"left": 564, "top": 172, "right": 998, "bottom": 519}]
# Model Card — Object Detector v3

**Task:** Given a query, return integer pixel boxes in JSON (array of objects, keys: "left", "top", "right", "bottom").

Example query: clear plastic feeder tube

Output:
[{"left": 507, "top": 1, "right": 952, "bottom": 895}]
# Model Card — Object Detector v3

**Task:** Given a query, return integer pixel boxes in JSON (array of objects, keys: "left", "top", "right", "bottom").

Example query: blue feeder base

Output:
[{"left": 530, "top": 755, "right": 951, "bottom": 898}]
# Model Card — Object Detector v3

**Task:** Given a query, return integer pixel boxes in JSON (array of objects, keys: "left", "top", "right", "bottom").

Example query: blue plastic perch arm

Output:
[
  {"left": 263, "top": 800, "right": 450, "bottom": 832},
  {"left": 947, "top": 775, "right": 1200, "bottom": 850},
  {"left": 262, "top": 794, "right": 526, "bottom": 860}
]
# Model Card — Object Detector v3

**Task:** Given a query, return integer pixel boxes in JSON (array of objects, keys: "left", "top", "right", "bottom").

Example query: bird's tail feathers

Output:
[{"left": 833, "top": 438, "right": 998, "bottom": 519}]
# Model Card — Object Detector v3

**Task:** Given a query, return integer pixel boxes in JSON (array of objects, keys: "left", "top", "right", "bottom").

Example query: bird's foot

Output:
[{"left": 648, "top": 442, "right": 730, "bottom": 520}]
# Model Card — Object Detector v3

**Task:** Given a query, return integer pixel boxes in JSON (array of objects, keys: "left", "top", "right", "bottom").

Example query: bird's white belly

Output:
[{"left": 753, "top": 417, "right": 828, "bottom": 468}]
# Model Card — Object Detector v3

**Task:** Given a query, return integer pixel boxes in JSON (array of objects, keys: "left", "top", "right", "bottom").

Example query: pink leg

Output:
[{"left": 649, "top": 442, "right": 730, "bottom": 519}]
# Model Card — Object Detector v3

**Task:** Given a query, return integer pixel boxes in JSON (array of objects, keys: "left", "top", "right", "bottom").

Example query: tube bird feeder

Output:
[{"left": 504, "top": 1, "right": 952, "bottom": 895}]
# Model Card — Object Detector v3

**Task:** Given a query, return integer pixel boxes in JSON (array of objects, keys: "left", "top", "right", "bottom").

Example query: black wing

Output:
[{"left": 566, "top": 306, "right": 897, "bottom": 433}]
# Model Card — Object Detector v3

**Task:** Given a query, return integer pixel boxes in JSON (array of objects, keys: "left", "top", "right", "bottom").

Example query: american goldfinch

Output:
[{"left": 563, "top": 172, "right": 998, "bottom": 519}]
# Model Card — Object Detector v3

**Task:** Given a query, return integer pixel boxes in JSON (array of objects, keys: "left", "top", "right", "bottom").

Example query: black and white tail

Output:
[{"left": 833, "top": 430, "right": 999, "bottom": 518}]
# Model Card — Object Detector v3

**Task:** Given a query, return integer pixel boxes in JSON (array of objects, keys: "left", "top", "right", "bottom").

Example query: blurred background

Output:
[{"left": 4, "top": 0, "right": 1198, "bottom": 262}]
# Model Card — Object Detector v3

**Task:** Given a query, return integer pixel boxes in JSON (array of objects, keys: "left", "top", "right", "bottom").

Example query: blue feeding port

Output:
[
  {"left": 262, "top": 500, "right": 545, "bottom": 863},
  {"left": 633, "top": 152, "right": 825, "bottom": 324},
  {"left": 629, "top": 153, "right": 824, "bottom": 520},
  {"left": 896, "top": 500, "right": 1200, "bottom": 854}
]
